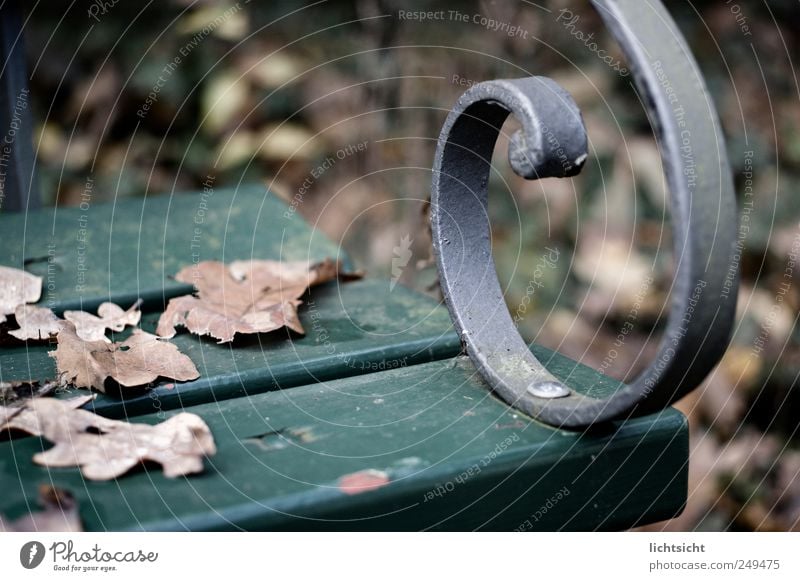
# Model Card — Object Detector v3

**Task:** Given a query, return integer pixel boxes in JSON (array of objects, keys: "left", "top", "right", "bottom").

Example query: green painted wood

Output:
[
  {"left": 0, "top": 350, "right": 688, "bottom": 531},
  {"left": 0, "top": 185, "right": 688, "bottom": 530},
  {"left": 0, "top": 185, "right": 347, "bottom": 314},
  {"left": 0, "top": 279, "right": 462, "bottom": 418}
]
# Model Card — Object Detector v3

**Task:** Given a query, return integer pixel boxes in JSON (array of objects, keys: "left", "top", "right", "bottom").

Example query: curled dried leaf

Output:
[
  {"left": 0, "top": 405, "right": 22, "bottom": 426},
  {"left": 1, "top": 395, "right": 215, "bottom": 480},
  {"left": 35, "top": 410, "right": 216, "bottom": 480},
  {"left": 8, "top": 305, "right": 62, "bottom": 341},
  {"left": 1, "top": 394, "right": 96, "bottom": 437},
  {"left": 0, "top": 379, "right": 58, "bottom": 405},
  {"left": 63, "top": 300, "right": 142, "bottom": 342},
  {"left": 226, "top": 258, "right": 340, "bottom": 301},
  {"left": 0, "top": 265, "right": 42, "bottom": 324},
  {"left": 157, "top": 295, "right": 303, "bottom": 343},
  {"left": 157, "top": 258, "right": 357, "bottom": 343},
  {"left": 0, "top": 485, "right": 82, "bottom": 532},
  {"left": 50, "top": 323, "right": 199, "bottom": 392}
]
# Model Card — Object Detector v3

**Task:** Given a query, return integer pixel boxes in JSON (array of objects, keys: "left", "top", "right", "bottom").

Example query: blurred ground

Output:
[{"left": 15, "top": 0, "right": 800, "bottom": 530}]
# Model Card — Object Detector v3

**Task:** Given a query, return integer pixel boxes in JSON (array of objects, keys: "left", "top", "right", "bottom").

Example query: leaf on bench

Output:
[
  {"left": 0, "top": 405, "right": 22, "bottom": 426},
  {"left": 1, "top": 395, "right": 216, "bottom": 480},
  {"left": 0, "top": 485, "right": 82, "bottom": 532},
  {"left": 0, "top": 266, "right": 42, "bottom": 324},
  {"left": 8, "top": 305, "right": 62, "bottom": 341},
  {"left": 64, "top": 300, "right": 142, "bottom": 342},
  {"left": 1, "top": 379, "right": 58, "bottom": 405},
  {"left": 50, "top": 323, "right": 200, "bottom": 392},
  {"left": 156, "top": 258, "right": 360, "bottom": 343},
  {"left": 156, "top": 294, "right": 304, "bottom": 344},
  {"left": 1, "top": 394, "right": 95, "bottom": 435},
  {"left": 6, "top": 300, "right": 140, "bottom": 343}
]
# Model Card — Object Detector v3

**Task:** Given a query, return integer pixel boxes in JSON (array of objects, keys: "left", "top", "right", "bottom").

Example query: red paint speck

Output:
[{"left": 338, "top": 469, "right": 390, "bottom": 495}]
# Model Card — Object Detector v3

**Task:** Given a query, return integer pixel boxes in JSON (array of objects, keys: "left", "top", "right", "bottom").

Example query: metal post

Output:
[{"left": 0, "top": 0, "right": 38, "bottom": 212}]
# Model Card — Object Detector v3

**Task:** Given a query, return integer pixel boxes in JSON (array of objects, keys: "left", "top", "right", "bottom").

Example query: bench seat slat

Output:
[
  {"left": 0, "top": 279, "right": 461, "bottom": 418},
  {"left": 0, "top": 350, "right": 687, "bottom": 531},
  {"left": 0, "top": 186, "right": 688, "bottom": 530},
  {"left": 0, "top": 186, "right": 345, "bottom": 313}
]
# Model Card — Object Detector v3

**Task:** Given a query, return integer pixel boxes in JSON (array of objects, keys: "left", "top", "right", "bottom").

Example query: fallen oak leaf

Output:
[
  {"left": 158, "top": 294, "right": 304, "bottom": 343},
  {"left": 1, "top": 396, "right": 215, "bottom": 480},
  {"left": 0, "top": 265, "right": 42, "bottom": 324},
  {"left": 63, "top": 300, "right": 142, "bottom": 342},
  {"left": 0, "top": 405, "right": 22, "bottom": 426},
  {"left": 231, "top": 257, "right": 363, "bottom": 300},
  {"left": 227, "top": 258, "right": 341, "bottom": 303},
  {"left": 0, "top": 485, "right": 82, "bottom": 532},
  {"left": 176, "top": 259, "right": 334, "bottom": 309},
  {"left": 1, "top": 379, "right": 58, "bottom": 405},
  {"left": 8, "top": 305, "right": 62, "bottom": 341},
  {"left": 156, "top": 258, "right": 358, "bottom": 343},
  {"left": 50, "top": 323, "right": 200, "bottom": 392},
  {"left": 2, "top": 394, "right": 96, "bottom": 437},
  {"left": 34, "top": 409, "right": 216, "bottom": 480}
]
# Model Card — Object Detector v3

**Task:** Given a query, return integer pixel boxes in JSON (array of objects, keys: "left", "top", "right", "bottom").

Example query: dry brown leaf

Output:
[
  {"left": 256, "top": 123, "right": 320, "bottom": 161},
  {"left": 1, "top": 395, "right": 215, "bottom": 480},
  {"left": 0, "top": 405, "right": 22, "bottom": 426},
  {"left": 157, "top": 258, "right": 356, "bottom": 343},
  {"left": 0, "top": 265, "right": 42, "bottom": 324},
  {"left": 1, "top": 379, "right": 58, "bottom": 405},
  {"left": 63, "top": 300, "right": 142, "bottom": 342},
  {"left": 216, "top": 130, "right": 257, "bottom": 169},
  {"left": 34, "top": 409, "right": 215, "bottom": 480},
  {"left": 228, "top": 258, "right": 342, "bottom": 300},
  {"left": 9, "top": 305, "right": 62, "bottom": 341},
  {"left": 239, "top": 50, "right": 302, "bottom": 89},
  {"left": 157, "top": 294, "right": 304, "bottom": 343},
  {"left": 573, "top": 234, "right": 654, "bottom": 309},
  {"left": 201, "top": 72, "right": 248, "bottom": 135},
  {"left": 1, "top": 394, "right": 96, "bottom": 436},
  {"left": 0, "top": 485, "right": 82, "bottom": 532},
  {"left": 50, "top": 323, "right": 199, "bottom": 392}
]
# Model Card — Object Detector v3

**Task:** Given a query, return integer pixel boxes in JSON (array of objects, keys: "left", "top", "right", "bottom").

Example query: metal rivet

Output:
[{"left": 527, "top": 381, "right": 570, "bottom": 399}]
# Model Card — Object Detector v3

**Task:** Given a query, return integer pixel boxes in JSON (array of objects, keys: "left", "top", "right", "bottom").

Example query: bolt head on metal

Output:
[{"left": 527, "top": 381, "right": 570, "bottom": 399}]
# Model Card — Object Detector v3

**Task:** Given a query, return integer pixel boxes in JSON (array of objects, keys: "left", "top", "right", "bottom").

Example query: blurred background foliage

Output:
[{"left": 18, "top": 0, "right": 800, "bottom": 530}]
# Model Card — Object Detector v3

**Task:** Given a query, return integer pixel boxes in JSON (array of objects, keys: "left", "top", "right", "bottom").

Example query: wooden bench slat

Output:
[
  {"left": 0, "top": 279, "right": 461, "bottom": 418},
  {"left": 0, "top": 349, "right": 687, "bottom": 531},
  {"left": 0, "top": 186, "right": 688, "bottom": 530},
  {"left": 0, "top": 185, "right": 345, "bottom": 313}
]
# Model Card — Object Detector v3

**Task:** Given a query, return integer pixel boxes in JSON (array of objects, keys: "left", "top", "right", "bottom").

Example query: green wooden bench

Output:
[
  {"left": 0, "top": 0, "right": 717, "bottom": 530},
  {"left": 0, "top": 186, "right": 687, "bottom": 531}
]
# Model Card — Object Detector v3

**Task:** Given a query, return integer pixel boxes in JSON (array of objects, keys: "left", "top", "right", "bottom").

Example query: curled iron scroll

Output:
[{"left": 430, "top": 0, "right": 739, "bottom": 428}]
